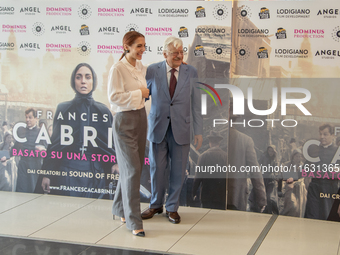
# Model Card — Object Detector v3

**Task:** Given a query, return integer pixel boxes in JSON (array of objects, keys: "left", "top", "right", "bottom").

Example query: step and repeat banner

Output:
[
  {"left": 0, "top": 0, "right": 232, "bottom": 207},
  {"left": 0, "top": 0, "right": 339, "bottom": 222}
]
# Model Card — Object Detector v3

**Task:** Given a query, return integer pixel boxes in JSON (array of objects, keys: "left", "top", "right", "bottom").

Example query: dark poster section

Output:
[
  {"left": 180, "top": 25, "right": 231, "bottom": 210},
  {"left": 228, "top": 78, "right": 340, "bottom": 220}
]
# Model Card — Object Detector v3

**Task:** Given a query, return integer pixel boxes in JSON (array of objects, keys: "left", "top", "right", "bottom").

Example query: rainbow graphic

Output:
[{"left": 196, "top": 82, "right": 222, "bottom": 106}]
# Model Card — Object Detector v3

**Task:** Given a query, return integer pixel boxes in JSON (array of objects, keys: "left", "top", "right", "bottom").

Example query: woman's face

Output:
[
  {"left": 74, "top": 66, "right": 93, "bottom": 94},
  {"left": 125, "top": 37, "right": 146, "bottom": 61}
]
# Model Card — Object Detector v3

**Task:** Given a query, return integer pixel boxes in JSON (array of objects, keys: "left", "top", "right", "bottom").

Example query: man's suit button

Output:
[
  {"left": 167, "top": 116, "right": 170, "bottom": 119},
  {"left": 170, "top": 103, "right": 173, "bottom": 106}
]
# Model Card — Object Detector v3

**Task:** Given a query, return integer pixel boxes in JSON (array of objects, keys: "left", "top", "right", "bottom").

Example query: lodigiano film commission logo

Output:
[
  {"left": 257, "top": 47, "right": 268, "bottom": 59},
  {"left": 259, "top": 7, "right": 270, "bottom": 19},
  {"left": 194, "top": 45, "right": 204, "bottom": 57},
  {"left": 178, "top": 26, "right": 188, "bottom": 38},
  {"left": 195, "top": 6, "right": 205, "bottom": 18},
  {"left": 212, "top": 45, "right": 228, "bottom": 60},
  {"left": 78, "top": 4, "right": 92, "bottom": 19},
  {"left": 80, "top": 24, "right": 90, "bottom": 36},
  {"left": 0, "top": 7, "right": 15, "bottom": 15},
  {"left": 213, "top": 4, "right": 228, "bottom": 20},
  {"left": 276, "top": 27, "right": 287, "bottom": 39},
  {"left": 196, "top": 82, "right": 223, "bottom": 115},
  {"left": 78, "top": 41, "right": 91, "bottom": 56},
  {"left": 332, "top": 26, "right": 340, "bottom": 42},
  {"left": 237, "top": 5, "right": 252, "bottom": 20},
  {"left": 32, "top": 22, "right": 45, "bottom": 36},
  {"left": 125, "top": 23, "right": 139, "bottom": 33},
  {"left": 235, "top": 45, "right": 250, "bottom": 61}
]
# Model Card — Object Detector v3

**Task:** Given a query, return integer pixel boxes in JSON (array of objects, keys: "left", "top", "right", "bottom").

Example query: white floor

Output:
[{"left": 0, "top": 191, "right": 339, "bottom": 255}]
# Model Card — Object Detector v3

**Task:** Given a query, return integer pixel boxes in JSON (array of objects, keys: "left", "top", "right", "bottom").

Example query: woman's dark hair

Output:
[
  {"left": 70, "top": 63, "right": 97, "bottom": 92},
  {"left": 119, "top": 31, "right": 145, "bottom": 61}
]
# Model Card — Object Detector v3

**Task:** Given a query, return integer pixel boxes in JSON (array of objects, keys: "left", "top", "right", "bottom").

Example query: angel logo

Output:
[
  {"left": 259, "top": 7, "right": 270, "bottom": 19},
  {"left": 332, "top": 26, "right": 340, "bottom": 42},
  {"left": 195, "top": 6, "right": 205, "bottom": 18},
  {"left": 78, "top": 4, "right": 92, "bottom": 19},
  {"left": 213, "top": 4, "right": 228, "bottom": 20},
  {"left": 78, "top": 41, "right": 91, "bottom": 56},
  {"left": 257, "top": 47, "right": 268, "bottom": 58},
  {"left": 125, "top": 23, "right": 139, "bottom": 32},
  {"left": 32, "top": 22, "right": 45, "bottom": 36},
  {"left": 197, "top": 82, "right": 223, "bottom": 115},
  {"left": 237, "top": 5, "right": 252, "bottom": 20}
]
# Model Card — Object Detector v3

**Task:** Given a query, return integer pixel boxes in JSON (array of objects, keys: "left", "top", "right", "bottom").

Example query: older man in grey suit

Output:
[{"left": 142, "top": 36, "right": 203, "bottom": 224}]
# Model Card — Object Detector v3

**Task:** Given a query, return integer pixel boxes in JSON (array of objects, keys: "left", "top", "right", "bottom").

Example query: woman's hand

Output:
[{"left": 140, "top": 88, "right": 150, "bottom": 98}]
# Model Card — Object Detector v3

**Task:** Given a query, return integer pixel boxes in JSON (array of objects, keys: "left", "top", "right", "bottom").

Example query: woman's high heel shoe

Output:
[
  {"left": 112, "top": 215, "right": 126, "bottom": 223},
  {"left": 132, "top": 230, "right": 145, "bottom": 237}
]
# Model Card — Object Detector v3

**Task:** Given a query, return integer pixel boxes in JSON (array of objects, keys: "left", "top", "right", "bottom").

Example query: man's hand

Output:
[
  {"left": 41, "top": 177, "right": 51, "bottom": 193},
  {"left": 194, "top": 135, "right": 203, "bottom": 150},
  {"left": 35, "top": 145, "right": 46, "bottom": 151},
  {"left": 1, "top": 156, "right": 7, "bottom": 166},
  {"left": 286, "top": 177, "right": 294, "bottom": 184}
]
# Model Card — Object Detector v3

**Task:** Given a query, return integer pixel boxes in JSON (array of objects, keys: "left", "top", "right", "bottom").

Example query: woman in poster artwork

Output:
[
  {"left": 107, "top": 31, "right": 149, "bottom": 237},
  {"left": 39, "top": 63, "right": 116, "bottom": 198}
]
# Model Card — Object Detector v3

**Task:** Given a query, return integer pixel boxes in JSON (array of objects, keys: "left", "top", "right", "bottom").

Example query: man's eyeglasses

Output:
[{"left": 169, "top": 51, "right": 184, "bottom": 56}]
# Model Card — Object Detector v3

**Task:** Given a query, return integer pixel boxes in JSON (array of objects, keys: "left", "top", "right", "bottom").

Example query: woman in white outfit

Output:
[{"left": 107, "top": 31, "right": 149, "bottom": 237}]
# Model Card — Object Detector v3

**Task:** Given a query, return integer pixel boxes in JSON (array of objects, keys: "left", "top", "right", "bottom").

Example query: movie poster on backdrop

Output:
[
  {"left": 231, "top": 1, "right": 340, "bottom": 221},
  {"left": 0, "top": 0, "right": 232, "bottom": 207}
]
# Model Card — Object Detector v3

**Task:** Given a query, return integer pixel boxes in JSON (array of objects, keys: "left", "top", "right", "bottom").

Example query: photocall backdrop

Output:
[{"left": 0, "top": 0, "right": 339, "bottom": 222}]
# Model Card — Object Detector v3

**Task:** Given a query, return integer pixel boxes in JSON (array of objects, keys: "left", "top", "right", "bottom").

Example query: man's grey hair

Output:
[{"left": 163, "top": 36, "right": 183, "bottom": 52}]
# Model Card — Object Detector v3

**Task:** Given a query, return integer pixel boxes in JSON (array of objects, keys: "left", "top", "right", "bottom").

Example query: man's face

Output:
[
  {"left": 292, "top": 153, "right": 302, "bottom": 164},
  {"left": 164, "top": 43, "right": 183, "bottom": 68},
  {"left": 319, "top": 127, "right": 334, "bottom": 146},
  {"left": 26, "top": 112, "right": 37, "bottom": 128},
  {"left": 267, "top": 147, "right": 275, "bottom": 157}
]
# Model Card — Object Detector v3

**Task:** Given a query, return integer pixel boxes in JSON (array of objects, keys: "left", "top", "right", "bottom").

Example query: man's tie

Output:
[{"left": 169, "top": 68, "right": 177, "bottom": 99}]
